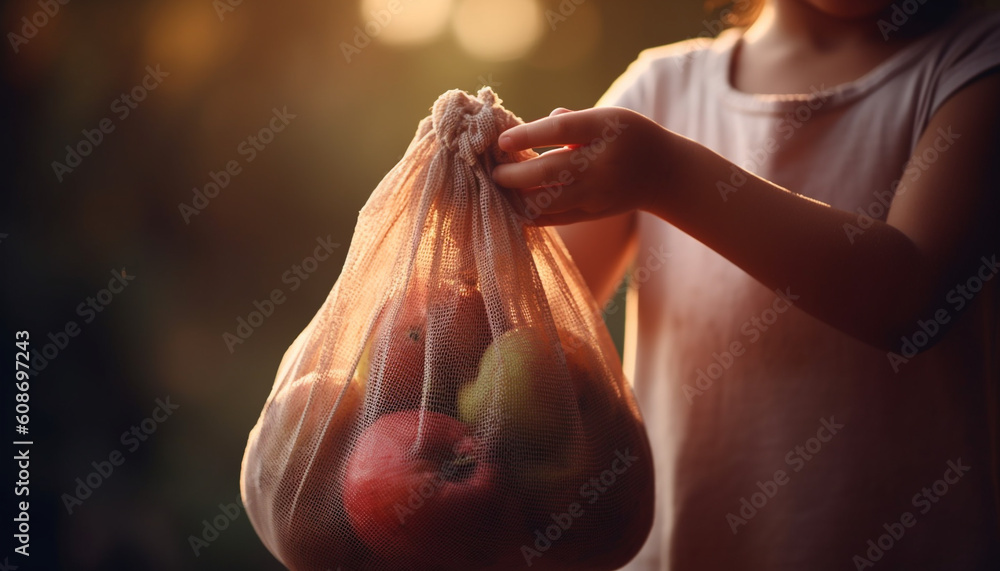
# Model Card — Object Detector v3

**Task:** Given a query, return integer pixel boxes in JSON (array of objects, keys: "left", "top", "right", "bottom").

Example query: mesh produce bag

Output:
[{"left": 240, "top": 88, "right": 655, "bottom": 571}]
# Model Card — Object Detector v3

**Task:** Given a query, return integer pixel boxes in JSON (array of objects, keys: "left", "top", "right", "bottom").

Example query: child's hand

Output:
[{"left": 492, "top": 107, "right": 675, "bottom": 225}]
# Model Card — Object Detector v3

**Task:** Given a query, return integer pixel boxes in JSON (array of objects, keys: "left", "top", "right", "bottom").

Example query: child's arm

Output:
[
  {"left": 494, "top": 73, "right": 1000, "bottom": 352},
  {"left": 555, "top": 213, "right": 638, "bottom": 308}
]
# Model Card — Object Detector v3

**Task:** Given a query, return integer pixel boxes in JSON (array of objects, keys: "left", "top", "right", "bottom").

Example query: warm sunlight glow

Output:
[
  {"left": 452, "top": 0, "right": 544, "bottom": 62},
  {"left": 359, "top": 0, "right": 455, "bottom": 46},
  {"left": 530, "top": 1, "right": 602, "bottom": 70},
  {"left": 145, "top": 0, "right": 223, "bottom": 91}
]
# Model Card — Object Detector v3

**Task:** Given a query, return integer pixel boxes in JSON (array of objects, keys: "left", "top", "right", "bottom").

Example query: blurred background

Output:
[{"left": 0, "top": 0, "right": 817, "bottom": 568}]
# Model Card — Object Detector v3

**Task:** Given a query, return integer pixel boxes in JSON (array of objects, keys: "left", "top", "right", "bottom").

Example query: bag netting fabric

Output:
[{"left": 240, "top": 87, "right": 654, "bottom": 571}]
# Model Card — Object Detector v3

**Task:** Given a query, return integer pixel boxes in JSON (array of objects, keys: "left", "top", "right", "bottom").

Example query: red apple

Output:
[
  {"left": 364, "top": 282, "right": 429, "bottom": 412},
  {"left": 427, "top": 273, "right": 492, "bottom": 415},
  {"left": 342, "top": 410, "right": 516, "bottom": 569},
  {"left": 361, "top": 274, "right": 491, "bottom": 416}
]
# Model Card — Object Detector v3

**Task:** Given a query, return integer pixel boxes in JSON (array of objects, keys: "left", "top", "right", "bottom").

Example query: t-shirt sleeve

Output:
[
  {"left": 596, "top": 51, "right": 657, "bottom": 111},
  {"left": 595, "top": 38, "right": 714, "bottom": 127},
  {"left": 927, "top": 11, "right": 1000, "bottom": 118}
]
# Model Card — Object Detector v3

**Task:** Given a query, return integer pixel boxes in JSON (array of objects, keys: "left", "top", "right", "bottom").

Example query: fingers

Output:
[
  {"left": 522, "top": 209, "right": 592, "bottom": 227},
  {"left": 514, "top": 184, "right": 586, "bottom": 217},
  {"left": 493, "top": 147, "right": 575, "bottom": 190},
  {"left": 498, "top": 108, "right": 607, "bottom": 152},
  {"left": 548, "top": 108, "right": 583, "bottom": 150},
  {"left": 501, "top": 170, "right": 604, "bottom": 220}
]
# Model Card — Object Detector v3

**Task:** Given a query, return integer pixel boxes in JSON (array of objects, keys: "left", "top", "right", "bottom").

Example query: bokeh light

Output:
[
  {"left": 144, "top": 0, "right": 228, "bottom": 93},
  {"left": 452, "top": 0, "right": 544, "bottom": 62},
  {"left": 359, "top": 0, "right": 455, "bottom": 46}
]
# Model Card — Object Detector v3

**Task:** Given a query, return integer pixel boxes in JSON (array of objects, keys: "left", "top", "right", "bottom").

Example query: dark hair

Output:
[{"left": 704, "top": 0, "right": 762, "bottom": 27}]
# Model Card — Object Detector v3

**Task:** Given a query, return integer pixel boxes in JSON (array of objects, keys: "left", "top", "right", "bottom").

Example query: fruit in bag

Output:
[
  {"left": 343, "top": 410, "right": 513, "bottom": 569},
  {"left": 361, "top": 281, "right": 429, "bottom": 413},
  {"left": 240, "top": 363, "right": 371, "bottom": 570},
  {"left": 240, "top": 87, "right": 654, "bottom": 570}
]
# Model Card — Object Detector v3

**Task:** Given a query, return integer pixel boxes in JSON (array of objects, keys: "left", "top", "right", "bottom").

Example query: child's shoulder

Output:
[
  {"left": 629, "top": 29, "right": 740, "bottom": 75},
  {"left": 598, "top": 30, "right": 739, "bottom": 110}
]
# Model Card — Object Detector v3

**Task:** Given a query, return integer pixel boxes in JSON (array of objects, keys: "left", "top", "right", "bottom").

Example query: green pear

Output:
[{"left": 457, "top": 328, "right": 570, "bottom": 457}]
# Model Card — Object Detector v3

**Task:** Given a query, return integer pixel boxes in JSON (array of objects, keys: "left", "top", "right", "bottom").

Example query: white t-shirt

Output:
[{"left": 599, "top": 11, "right": 1000, "bottom": 571}]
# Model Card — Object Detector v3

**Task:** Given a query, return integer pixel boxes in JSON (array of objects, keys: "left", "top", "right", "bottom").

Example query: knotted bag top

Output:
[{"left": 427, "top": 87, "right": 525, "bottom": 166}]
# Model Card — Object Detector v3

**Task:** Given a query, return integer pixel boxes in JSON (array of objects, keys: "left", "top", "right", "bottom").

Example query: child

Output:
[{"left": 493, "top": 0, "right": 1000, "bottom": 569}]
